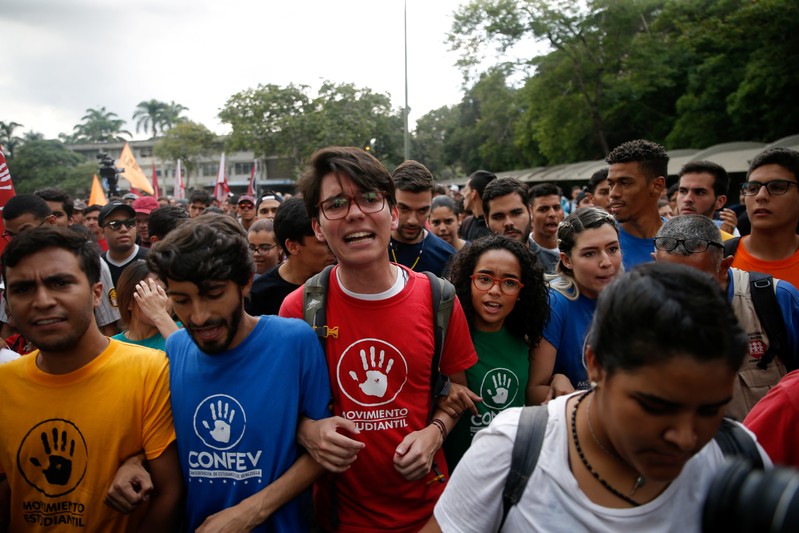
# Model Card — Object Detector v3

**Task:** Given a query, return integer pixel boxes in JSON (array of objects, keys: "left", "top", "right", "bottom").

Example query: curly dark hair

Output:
[
  {"left": 448, "top": 234, "right": 548, "bottom": 347},
  {"left": 605, "top": 139, "right": 669, "bottom": 181}
]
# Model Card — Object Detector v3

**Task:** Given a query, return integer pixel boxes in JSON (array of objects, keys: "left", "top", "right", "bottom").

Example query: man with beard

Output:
[
  {"left": 606, "top": 139, "right": 668, "bottom": 270},
  {"left": 675, "top": 160, "right": 737, "bottom": 239},
  {"left": 144, "top": 213, "right": 331, "bottom": 531},
  {"left": 528, "top": 183, "right": 565, "bottom": 274},
  {"left": 0, "top": 227, "right": 181, "bottom": 531},
  {"left": 388, "top": 160, "right": 455, "bottom": 277}
]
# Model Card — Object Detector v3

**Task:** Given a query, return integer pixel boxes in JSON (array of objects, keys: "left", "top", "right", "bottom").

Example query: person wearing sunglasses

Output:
[
  {"left": 442, "top": 234, "right": 548, "bottom": 469},
  {"left": 653, "top": 214, "right": 799, "bottom": 420},
  {"left": 729, "top": 147, "right": 799, "bottom": 288},
  {"left": 99, "top": 200, "right": 149, "bottom": 287}
]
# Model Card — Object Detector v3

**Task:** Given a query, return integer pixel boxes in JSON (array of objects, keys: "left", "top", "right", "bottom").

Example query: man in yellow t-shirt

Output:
[{"left": 0, "top": 226, "right": 182, "bottom": 531}]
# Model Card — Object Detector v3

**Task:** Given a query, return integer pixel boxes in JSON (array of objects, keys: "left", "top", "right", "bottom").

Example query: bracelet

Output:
[{"left": 430, "top": 418, "right": 448, "bottom": 441}]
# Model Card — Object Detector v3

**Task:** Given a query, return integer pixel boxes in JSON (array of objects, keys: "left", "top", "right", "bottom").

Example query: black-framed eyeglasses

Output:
[
  {"left": 740, "top": 180, "right": 799, "bottom": 196},
  {"left": 249, "top": 243, "right": 277, "bottom": 255},
  {"left": 470, "top": 273, "right": 525, "bottom": 295},
  {"left": 104, "top": 218, "right": 136, "bottom": 231},
  {"left": 318, "top": 191, "right": 386, "bottom": 220},
  {"left": 653, "top": 237, "right": 723, "bottom": 254}
]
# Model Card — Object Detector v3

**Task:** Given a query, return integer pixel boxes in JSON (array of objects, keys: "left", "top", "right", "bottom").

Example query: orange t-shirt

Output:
[{"left": 731, "top": 235, "right": 799, "bottom": 288}]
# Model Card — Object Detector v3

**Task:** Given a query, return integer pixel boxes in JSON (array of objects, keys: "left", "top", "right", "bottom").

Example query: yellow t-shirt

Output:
[{"left": 0, "top": 339, "right": 175, "bottom": 532}]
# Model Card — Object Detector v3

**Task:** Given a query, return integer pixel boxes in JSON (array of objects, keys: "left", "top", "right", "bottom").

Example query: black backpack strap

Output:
[
  {"left": 303, "top": 264, "right": 336, "bottom": 347},
  {"left": 723, "top": 236, "right": 741, "bottom": 257},
  {"left": 713, "top": 418, "right": 764, "bottom": 469},
  {"left": 500, "top": 406, "right": 549, "bottom": 530},
  {"left": 424, "top": 272, "right": 455, "bottom": 414},
  {"left": 748, "top": 271, "right": 791, "bottom": 370}
]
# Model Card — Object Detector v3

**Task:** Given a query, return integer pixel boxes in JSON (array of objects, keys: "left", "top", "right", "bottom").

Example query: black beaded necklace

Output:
[{"left": 571, "top": 390, "right": 641, "bottom": 507}]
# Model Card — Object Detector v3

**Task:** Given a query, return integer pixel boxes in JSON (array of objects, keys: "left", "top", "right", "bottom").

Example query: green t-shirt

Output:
[
  {"left": 111, "top": 331, "right": 167, "bottom": 352},
  {"left": 444, "top": 327, "right": 529, "bottom": 470}
]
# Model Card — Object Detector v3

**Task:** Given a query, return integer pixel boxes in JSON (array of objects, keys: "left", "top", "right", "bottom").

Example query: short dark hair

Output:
[
  {"left": 680, "top": 160, "right": 730, "bottom": 197},
  {"left": 448, "top": 234, "right": 548, "bottom": 346},
  {"left": 586, "top": 168, "right": 609, "bottom": 194},
  {"left": 2, "top": 194, "right": 52, "bottom": 222},
  {"left": 148, "top": 213, "right": 253, "bottom": 287},
  {"left": 587, "top": 262, "right": 747, "bottom": 375},
  {"left": 148, "top": 206, "right": 190, "bottom": 242},
  {"left": 274, "top": 197, "right": 314, "bottom": 255},
  {"left": 298, "top": 146, "right": 395, "bottom": 219},
  {"left": 747, "top": 146, "right": 799, "bottom": 182},
  {"left": 605, "top": 139, "right": 669, "bottom": 181},
  {"left": 85, "top": 204, "right": 102, "bottom": 216},
  {"left": 482, "top": 178, "right": 528, "bottom": 216},
  {"left": 528, "top": 183, "right": 561, "bottom": 202},
  {"left": 248, "top": 218, "right": 274, "bottom": 234},
  {"left": 467, "top": 170, "right": 497, "bottom": 198},
  {"left": 556, "top": 207, "right": 619, "bottom": 279},
  {"left": 431, "top": 195, "right": 460, "bottom": 215},
  {"left": 115, "top": 260, "right": 150, "bottom": 326},
  {"left": 2, "top": 226, "right": 101, "bottom": 285},
  {"left": 392, "top": 160, "right": 435, "bottom": 193},
  {"left": 189, "top": 189, "right": 211, "bottom": 206},
  {"left": 35, "top": 187, "right": 74, "bottom": 218}
]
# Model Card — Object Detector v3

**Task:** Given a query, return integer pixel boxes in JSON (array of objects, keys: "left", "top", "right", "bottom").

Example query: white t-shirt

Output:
[{"left": 434, "top": 392, "right": 770, "bottom": 533}]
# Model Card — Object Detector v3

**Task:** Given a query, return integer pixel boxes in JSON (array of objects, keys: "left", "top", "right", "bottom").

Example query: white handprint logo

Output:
[
  {"left": 193, "top": 395, "right": 247, "bottom": 450},
  {"left": 350, "top": 345, "right": 394, "bottom": 398},
  {"left": 338, "top": 338, "right": 408, "bottom": 407},
  {"left": 202, "top": 399, "right": 236, "bottom": 443},
  {"left": 480, "top": 368, "right": 519, "bottom": 410}
]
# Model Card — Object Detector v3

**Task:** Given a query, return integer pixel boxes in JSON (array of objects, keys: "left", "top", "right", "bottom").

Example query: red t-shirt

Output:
[
  {"left": 731, "top": 236, "right": 799, "bottom": 289},
  {"left": 744, "top": 369, "right": 799, "bottom": 468},
  {"left": 281, "top": 266, "right": 477, "bottom": 533}
]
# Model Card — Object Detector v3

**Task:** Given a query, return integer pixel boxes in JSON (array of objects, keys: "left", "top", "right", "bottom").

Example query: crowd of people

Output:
[{"left": 0, "top": 140, "right": 797, "bottom": 532}]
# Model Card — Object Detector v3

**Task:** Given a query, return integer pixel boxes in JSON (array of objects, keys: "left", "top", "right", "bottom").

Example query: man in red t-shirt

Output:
[{"left": 280, "top": 147, "right": 477, "bottom": 533}]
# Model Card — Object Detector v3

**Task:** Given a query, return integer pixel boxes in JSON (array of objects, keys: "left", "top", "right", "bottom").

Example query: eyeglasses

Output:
[
  {"left": 249, "top": 243, "right": 277, "bottom": 255},
  {"left": 318, "top": 191, "right": 386, "bottom": 220},
  {"left": 470, "top": 273, "right": 524, "bottom": 295},
  {"left": 2, "top": 218, "right": 50, "bottom": 241},
  {"left": 104, "top": 218, "right": 136, "bottom": 231},
  {"left": 653, "top": 237, "right": 723, "bottom": 254},
  {"left": 740, "top": 180, "right": 799, "bottom": 196}
]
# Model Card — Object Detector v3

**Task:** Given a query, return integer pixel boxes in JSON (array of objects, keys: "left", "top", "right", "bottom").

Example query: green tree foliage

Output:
[
  {"left": 0, "top": 121, "right": 24, "bottom": 158},
  {"left": 219, "top": 82, "right": 404, "bottom": 176},
  {"left": 154, "top": 121, "right": 215, "bottom": 188},
  {"left": 412, "top": 105, "right": 461, "bottom": 180},
  {"left": 66, "top": 107, "right": 132, "bottom": 144},
  {"left": 7, "top": 140, "right": 94, "bottom": 195}
]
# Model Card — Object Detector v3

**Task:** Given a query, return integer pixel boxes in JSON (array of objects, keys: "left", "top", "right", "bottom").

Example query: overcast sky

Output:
[{"left": 1, "top": 0, "right": 477, "bottom": 140}]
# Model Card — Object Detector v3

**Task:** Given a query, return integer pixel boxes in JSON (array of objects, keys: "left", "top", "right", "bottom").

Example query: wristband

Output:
[{"left": 431, "top": 418, "right": 448, "bottom": 441}]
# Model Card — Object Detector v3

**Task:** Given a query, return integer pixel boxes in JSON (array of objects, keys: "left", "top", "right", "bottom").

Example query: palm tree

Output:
[
  {"left": 160, "top": 101, "right": 189, "bottom": 131},
  {"left": 133, "top": 99, "right": 167, "bottom": 139},
  {"left": 71, "top": 107, "right": 132, "bottom": 143},
  {"left": 0, "top": 120, "right": 23, "bottom": 157}
]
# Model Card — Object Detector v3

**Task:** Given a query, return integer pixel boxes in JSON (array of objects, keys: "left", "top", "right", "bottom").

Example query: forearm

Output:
[
  {"left": 527, "top": 384, "right": 550, "bottom": 405},
  {"left": 136, "top": 445, "right": 183, "bottom": 533},
  {"left": 149, "top": 312, "right": 179, "bottom": 339}
]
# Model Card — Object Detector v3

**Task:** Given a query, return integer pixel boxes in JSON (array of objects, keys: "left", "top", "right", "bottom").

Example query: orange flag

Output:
[
  {"left": 118, "top": 143, "right": 155, "bottom": 194},
  {"left": 89, "top": 175, "right": 108, "bottom": 206}
]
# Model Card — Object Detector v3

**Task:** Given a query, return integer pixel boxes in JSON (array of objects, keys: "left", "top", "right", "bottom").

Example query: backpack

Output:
[
  {"left": 302, "top": 265, "right": 455, "bottom": 410},
  {"left": 723, "top": 237, "right": 792, "bottom": 371},
  {"left": 499, "top": 405, "right": 764, "bottom": 530}
]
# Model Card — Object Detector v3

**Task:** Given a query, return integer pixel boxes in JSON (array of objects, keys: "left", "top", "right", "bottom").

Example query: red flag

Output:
[
  {"left": 214, "top": 153, "right": 229, "bottom": 202},
  {"left": 151, "top": 160, "right": 160, "bottom": 198},
  {"left": 0, "top": 150, "right": 17, "bottom": 254},
  {"left": 247, "top": 161, "right": 256, "bottom": 196}
]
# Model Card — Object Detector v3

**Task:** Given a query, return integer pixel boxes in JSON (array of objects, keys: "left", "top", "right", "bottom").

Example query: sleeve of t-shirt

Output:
[
  {"left": 141, "top": 351, "right": 177, "bottom": 460},
  {"left": 434, "top": 408, "right": 521, "bottom": 532},
  {"left": 278, "top": 285, "right": 305, "bottom": 319},
  {"left": 775, "top": 280, "right": 799, "bottom": 368},
  {"left": 542, "top": 290, "right": 565, "bottom": 351},
  {"left": 439, "top": 296, "right": 478, "bottom": 375},
  {"left": 744, "top": 372, "right": 799, "bottom": 467}
]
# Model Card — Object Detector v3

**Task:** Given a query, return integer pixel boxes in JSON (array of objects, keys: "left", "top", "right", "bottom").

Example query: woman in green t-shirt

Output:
[{"left": 444, "top": 234, "right": 549, "bottom": 469}]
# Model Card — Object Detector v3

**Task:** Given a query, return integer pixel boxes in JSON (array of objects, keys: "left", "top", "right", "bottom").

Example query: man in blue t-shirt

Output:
[
  {"left": 388, "top": 160, "right": 456, "bottom": 277},
  {"left": 110, "top": 214, "right": 331, "bottom": 532},
  {"left": 606, "top": 139, "right": 669, "bottom": 270}
]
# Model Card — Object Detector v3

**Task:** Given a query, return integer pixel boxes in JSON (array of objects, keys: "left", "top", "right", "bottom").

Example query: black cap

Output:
[{"left": 98, "top": 201, "right": 136, "bottom": 227}]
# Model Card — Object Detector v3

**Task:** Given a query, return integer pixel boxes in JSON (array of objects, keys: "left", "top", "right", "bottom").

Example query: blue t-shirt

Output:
[
  {"left": 618, "top": 225, "right": 656, "bottom": 271},
  {"left": 167, "top": 315, "right": 331, "bottom": 532},
  {"left": 727, "top": 269, "right": 799, "bottom": 366},
  {"left": 389, "top": 230, "right": 456, "bottom": 277},
  {"left": 542, "top": 288, "right": 596, "bottom": 390}
]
